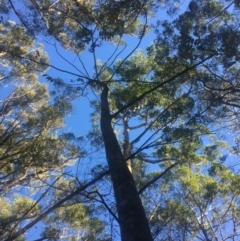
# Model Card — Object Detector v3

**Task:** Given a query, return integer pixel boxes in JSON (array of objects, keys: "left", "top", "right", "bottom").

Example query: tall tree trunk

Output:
[{"left": 100, "top": 83, "right": 153, "bottom": 241}]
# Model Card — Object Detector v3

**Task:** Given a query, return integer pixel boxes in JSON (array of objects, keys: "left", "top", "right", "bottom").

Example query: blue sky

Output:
[
  {"left": 40, "top": 1, "right": 190, "bottom": 138},
  {"left": 24, "top": 5, "right": 184, "bottom": 239}
]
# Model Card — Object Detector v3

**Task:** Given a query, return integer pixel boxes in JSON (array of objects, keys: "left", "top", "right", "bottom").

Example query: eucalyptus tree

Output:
[
  {"left": 0, "top": 17, "right": 87, "bottom": 241},
  {"left": 136, "top": 139, "right": 240, "bottom": 241},
  {"left": 1, "top": 0, "right": 240, "bottom": 241},
  {"left": 1, "top": 1, "right": 163, "bottom": 240},
  {"left": 154, "top": 0, "right": 240, "bottom": 132}
]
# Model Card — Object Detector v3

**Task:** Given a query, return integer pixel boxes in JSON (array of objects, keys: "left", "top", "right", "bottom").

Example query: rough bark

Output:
[{"left": 100, "top": 83, "right": 153, "bottom": 241}]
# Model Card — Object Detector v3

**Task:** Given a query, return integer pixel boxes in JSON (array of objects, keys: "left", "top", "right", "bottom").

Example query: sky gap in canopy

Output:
[{"left": 40, "top": 0, "right": 190, "bottom": 138}]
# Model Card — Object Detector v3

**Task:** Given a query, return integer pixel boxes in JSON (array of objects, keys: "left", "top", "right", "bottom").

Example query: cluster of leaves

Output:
[
  {"left": 1, "top": 0, "right": 158, "bottom": 53},
  {"left": 0, "top": 16, "right": 103, "bottom": 241}
]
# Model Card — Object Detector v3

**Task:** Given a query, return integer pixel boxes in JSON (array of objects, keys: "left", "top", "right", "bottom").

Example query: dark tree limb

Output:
[
  {"left": 5, "top": 170, "right": 109, "bottom": 241},
  {"left": 111, "top": 54, "right": 216, "bottom": 119},
  {"left": 138, "top": 161, "right": 180, "bottom": 194},
  {"left": 100, "top": 82, "right": 153, "bottom": 241}
]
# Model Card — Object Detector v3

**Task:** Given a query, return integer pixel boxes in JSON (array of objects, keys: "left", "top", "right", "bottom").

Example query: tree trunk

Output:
[{"left": 100, "top": 83, "right": 153, "bottom": 241}]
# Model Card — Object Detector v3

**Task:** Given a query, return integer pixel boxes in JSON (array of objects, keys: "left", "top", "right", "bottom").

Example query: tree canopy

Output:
[{"left": 1, "top": 0, "right": 240, "bottom": 240}]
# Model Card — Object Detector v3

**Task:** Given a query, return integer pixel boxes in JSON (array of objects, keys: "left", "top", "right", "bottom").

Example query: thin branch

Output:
[
  {"left": 91, "top": 27, "right": 99, "bottom": 81},
  {"left": 129, "top": 122, "right": 148, "bottom": 130},
  {"left": 106, "top": 14, "right": 148, "bottom": 84},
  {"left": 9, "top": 175, "right": 63, "bottom": 236},
  {"left": 98, "top": 39, "right": 122, "bottom": 76},
  {"left": 76, "top": 52, "right": 91, "bottom": 79},
  {"left": 130, "top": 99, "right": 179, "bottom": 145},
  {"left": 137, "top": 157, "right": 178, "bottom": 164},
  {"left": 111, "top": 54, "right": 216, "bottom": 119},
  {"left": 5, "top": 170, "right": 109, "bottom": 241},
  {"left": 0, "top": 45, "right": 88, "bottom": 79},
  {"left": 138, "top": 161, "right": 180, "bottom": 194},
  {"left": 205, "top": 0, "right": 235, "bottom": 26},
  {"left": 32, "top": 238, "right": 50, "bottom": 241},
  {"left": 8, "top": 0, "right": 34, "bottom": 35},
  {"left": 96, "top": 191, "right": 119, "bottom": 223},
  {"left": 54, "top": 44, "right": 88, "bottom": 78}
]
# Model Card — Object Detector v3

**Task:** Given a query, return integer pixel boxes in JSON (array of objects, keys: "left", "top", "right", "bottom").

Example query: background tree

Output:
[{"left": 0, "top": 18, "right": 88, "bottom": 241}]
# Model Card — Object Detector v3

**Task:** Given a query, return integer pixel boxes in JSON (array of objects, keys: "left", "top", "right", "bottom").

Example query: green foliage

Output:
[
  {"left": 0, "top": 20, "right": 49, "bottom": 82},
  {"left": 0, "top": 82, "right": 83, "bottom": 240},
  {"left": 41, "top": 202, "right": 108, "bottom": 241},
  {"left": 55, "top": 203, "right": 89, "bottom": 228},
  {"left": 0, "top": 196, "right": 41, "bottom": 240},
  {"left": 0, "top": 82, "right": 81, "bottom": 189}
]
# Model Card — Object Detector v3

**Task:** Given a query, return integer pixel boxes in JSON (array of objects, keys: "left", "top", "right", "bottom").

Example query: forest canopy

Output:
[{"left": 0, "top": 0, "right": 240, "bottom": 240}]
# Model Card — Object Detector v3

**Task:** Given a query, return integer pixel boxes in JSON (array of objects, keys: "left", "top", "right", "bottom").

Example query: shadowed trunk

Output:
[{"left": 100, "top": 83, "right": 153, "bottom": 241}]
